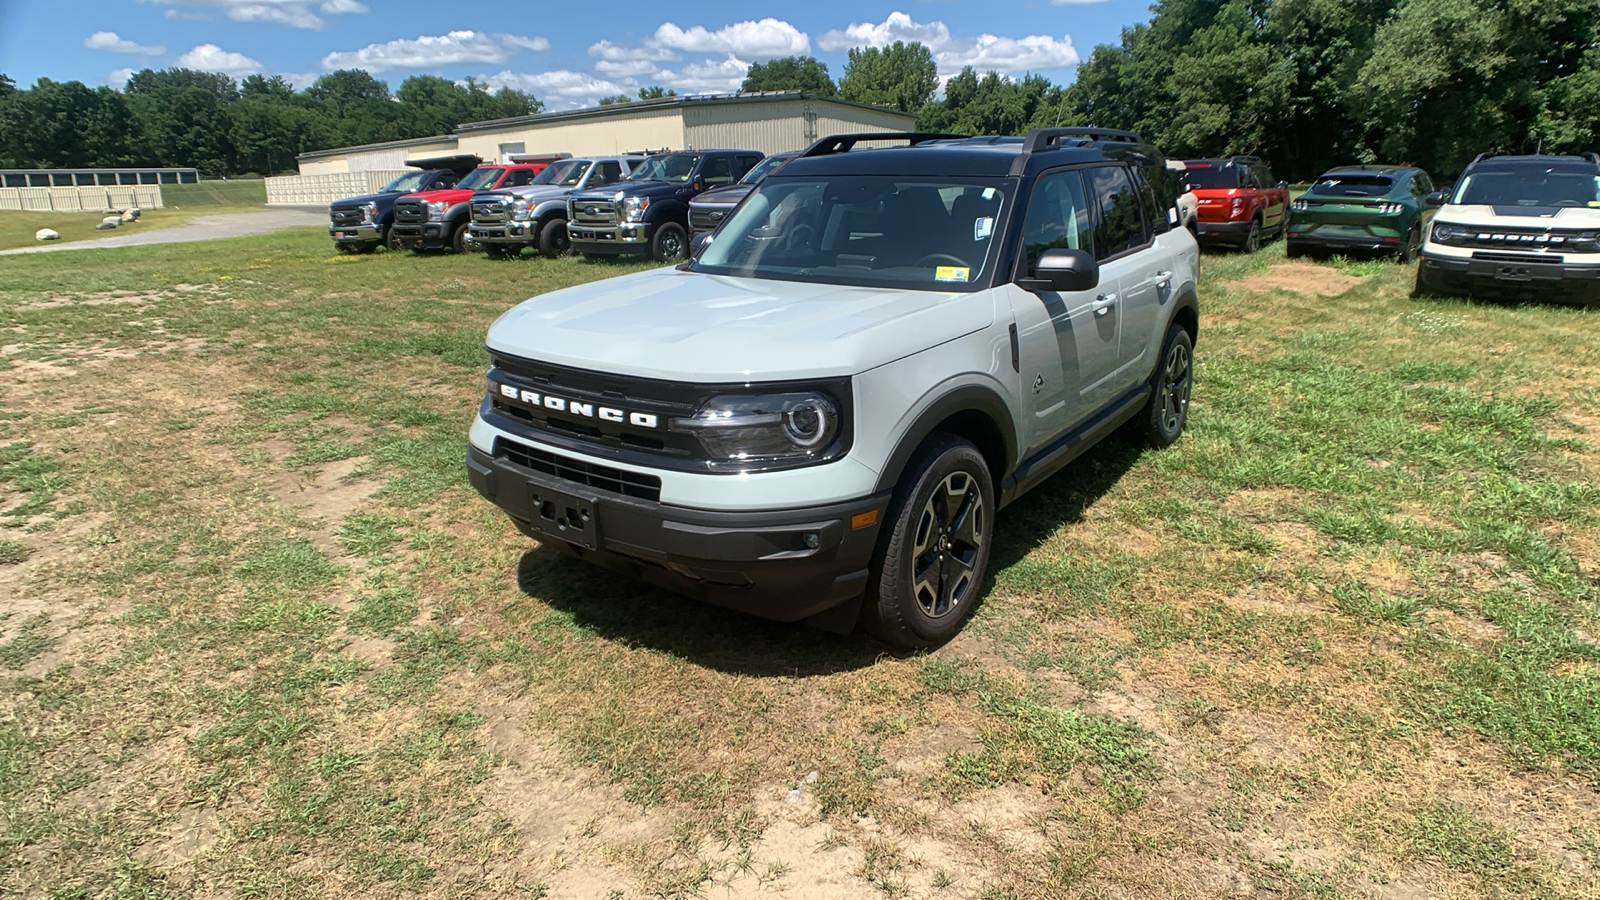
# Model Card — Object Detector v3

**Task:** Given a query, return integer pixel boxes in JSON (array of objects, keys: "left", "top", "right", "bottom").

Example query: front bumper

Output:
[
  {"left": 390, "top": 223, "right": 451, "bottom": 250},
  {"left": 329, "top": 223, "right": 383, "bottom": 244},
  {"left": 468, "top": 442, "right": 889, "bottom": 624},
  {"left": 1418, "top": 251, "right": 1600, "bottom": 304},
  {"left": 1193, "top": 219, "right": 1254, "bottom": 244},
  {"left": 469, "top": 222, "right": 538, "bottom": 245},
  {"left": 569, "top": 221, "right": 654, "bottom": 255}
]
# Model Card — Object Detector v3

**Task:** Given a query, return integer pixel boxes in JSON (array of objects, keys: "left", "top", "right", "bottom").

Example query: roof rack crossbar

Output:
[
  {"left": 1021, "top": 127, "right": 1142, "bottom": 154},
  {"left": 799, "top": 132, "right": 967, "bottom": 157}
]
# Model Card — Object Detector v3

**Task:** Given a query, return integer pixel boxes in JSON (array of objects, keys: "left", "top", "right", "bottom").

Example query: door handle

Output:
[
  {"left": 1153, "top": 270, "right": 1173, "bottom": 287},
  {"left": 1093, "top": 292, "right": 1117, "bottom": 317}
]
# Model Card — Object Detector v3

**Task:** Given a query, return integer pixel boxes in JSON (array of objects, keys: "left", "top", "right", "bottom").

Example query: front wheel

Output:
[
  {"left": 862, "top": 435, "right": 995, "bottom": 649},
  {"left": 385, "top": 228, "right": 402, "bottom": 252},
  {"left": 451, "top": 223, "right": 471, "bottom": 255},
  {"left": 651, "top": 222, "right": 687, "bottom": 262},
  {"left": 1135, "top": 322, "right": 1194, "bottom": 448},
  {"left": 539, "top": 218, "right": 571, "bottom": 259}
]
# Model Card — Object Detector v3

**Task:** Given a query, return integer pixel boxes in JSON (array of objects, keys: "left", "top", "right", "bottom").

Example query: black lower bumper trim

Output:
[
  {"left": 468, "top": 444, "right": 890, "bottom": 623},
  {"left": 1194, "top": 220, "right": 1255, "bottom": 244},
  {"left": 1419, "top": 254, "right": 1600, "bottom": 304}
]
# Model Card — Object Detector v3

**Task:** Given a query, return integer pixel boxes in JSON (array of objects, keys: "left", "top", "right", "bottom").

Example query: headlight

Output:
[
  {"left": 512, "top": 198, "right": 534, "bottom": 221},
  {"left": 672, "top": 392, "right": 841, "bottom": 467},
  {"left": 426, "top": 200, "right": 450, "bottom": 221},
  {"left": 363, "top": 201, "right": 379, "bottom": 223},
  {"left": 624, "top": 196, "right": 650, "bottom": 222},
  {"left": 1432, "top": 223, "right": 1467, "bottom": 244}
]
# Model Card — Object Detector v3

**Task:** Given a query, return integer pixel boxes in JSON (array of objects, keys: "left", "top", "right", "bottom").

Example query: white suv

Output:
[
  {"left": 1416, "top": 152, "right": 1600, "bottom": 305},
  {"left": 467, "top": 129, "right": 1201, "bottom": 647}
]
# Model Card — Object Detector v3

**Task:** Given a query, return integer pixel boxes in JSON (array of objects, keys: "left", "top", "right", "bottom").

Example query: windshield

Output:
[
  {"left": 1452, "top": 165, "right": 1600, "bottom": 207},
  {"left": 531, "top": 158, "right": 589, "bottom": 186},
  {"left": 692, "top": 176, "right": 1008, "bottom": 292},
  {"left": 1307, "top": 175, "right": 1394, "bottom": 198},
  {"left": 455, "top": 167, "right": 503, "bottom": 192},
  {"left": 1179, "top": 165, "right": 1238, "bottom": 191},
  {"left": 382, "top": 171, "right": 437, "bottom": 194},
  {"left": 740, "top": 155, "right": 791, "bottom": 185},
  {"left": 626, "top": 154, "right": 700, "bottom": 183}
]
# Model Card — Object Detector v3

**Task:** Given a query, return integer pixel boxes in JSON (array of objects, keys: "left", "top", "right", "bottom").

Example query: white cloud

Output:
[
  {"left": 321, "top": 31, "right": 549, "bottom": 71},
  {"left": 85, "top": 31, "right": 166, "bottom": 55},
  {"left": 145, "top": 0, "right": 367, "bottom": 30},
  {"left": 108, "top": 68, "right": 136, "bottom": 87},
  {"left": 176, "top": 43, "right": 264, "bottom": 76},
  {"left": 650, "top": 19, "right": 808, "bottom": 58},
  {"left": 475, "top": 69, "right": 636, "bottom": 108},
  {"left": 653, "top": 55, "right": 749, "bottom": 94},
  {"left": 817, "top": 11, "right": 1078, "bottom": 78}
]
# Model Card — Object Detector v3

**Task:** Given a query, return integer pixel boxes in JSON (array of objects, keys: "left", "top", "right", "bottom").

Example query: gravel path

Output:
[{"left": 1, "top": 208, "right": 327, "bottom": 256}]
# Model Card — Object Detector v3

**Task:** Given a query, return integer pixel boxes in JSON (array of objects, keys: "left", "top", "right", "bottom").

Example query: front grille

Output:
[
  {"left": 689, "top": 207, "right": 725, "bottom": 232},
  {"left": 1443, "top": 227, "right": 1592, "bottom": 253},
  {"left": 330, "top": 208, "right": 364, "bottom": 227},
  {"left": 571, "top": 198, "right": 621, "bottom": 228},
  {"left": 472, "top": 200, "right": 510, "bottom": 226},
  {"left": 1472, "top": 251, "right": 1564, "bottom": 264},
  {"left": 496, "top": 437, "right": 662, "bottom": 502},
  {"left": 394, "top": 200, "right": 426, "bottom": 225}
]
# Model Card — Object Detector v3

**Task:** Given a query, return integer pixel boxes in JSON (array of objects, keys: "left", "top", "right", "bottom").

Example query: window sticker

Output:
[
  {"left": 935, "top": 266, "right": 970, "bottom": 283},
  {"left": 982, "top": 187, "right": 997, "bottom": 200},
  {"left": 974, "top": 216, "right": 994, "bottom": 241}
]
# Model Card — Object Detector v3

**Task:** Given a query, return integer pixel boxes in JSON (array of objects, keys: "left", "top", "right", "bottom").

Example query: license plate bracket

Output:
[
  {"left": 1496, "top": 265, "right": 1532, "bottom": 282},
  {"left": 526, "top": 483, "right": 602, "bottom": 549}
]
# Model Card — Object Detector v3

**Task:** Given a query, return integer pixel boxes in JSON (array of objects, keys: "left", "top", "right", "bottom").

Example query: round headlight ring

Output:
[{"left": 781, "top": 397, "right": 836, "bottom": 449}]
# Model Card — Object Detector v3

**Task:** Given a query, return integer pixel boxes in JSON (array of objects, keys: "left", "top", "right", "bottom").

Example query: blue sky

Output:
[{"left": 0, "top": 1, "right": 1152, "bottom": 109}]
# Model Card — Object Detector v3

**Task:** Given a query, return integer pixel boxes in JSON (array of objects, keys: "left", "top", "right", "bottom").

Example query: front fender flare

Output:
[{"left": 872, "top": 383, "right": 1017, "bottom": 496}]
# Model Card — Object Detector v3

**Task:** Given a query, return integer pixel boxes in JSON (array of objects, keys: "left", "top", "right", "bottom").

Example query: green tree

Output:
[
  {"left": 918, "top": 68, "right": 1060, "bottom": 135},
  {"left": 598, "top": 94, "right": 631, "bottom": 106},
  {"left": 741, "top": 56, "right": 837, "bottom": 96},
  {"left": 637, "top": 85, "right": 676, "bottom": 100},
  {"left": 839, "top": 41, "right": 938, "bottom": 113},
  {"left": 123, "top": 69, "right": 238, "bottom": 173}
]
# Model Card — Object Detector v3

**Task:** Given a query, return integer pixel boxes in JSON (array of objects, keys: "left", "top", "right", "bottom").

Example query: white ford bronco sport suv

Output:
[
  {"left": 467, "top": 129, "right": 1201, "bottom": 647},
  {"left": 1416, "top": 151, "right": 1600, "bottom": 305}
]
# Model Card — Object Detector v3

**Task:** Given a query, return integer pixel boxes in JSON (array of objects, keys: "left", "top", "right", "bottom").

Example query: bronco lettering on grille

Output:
[{"left": 498, "top": 383, "right": 659, "bottom": 428}]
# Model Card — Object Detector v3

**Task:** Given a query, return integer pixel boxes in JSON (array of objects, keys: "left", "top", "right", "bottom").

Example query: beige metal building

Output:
[{"left": 292, "top": 92, "right": 916, "bottom": 176}]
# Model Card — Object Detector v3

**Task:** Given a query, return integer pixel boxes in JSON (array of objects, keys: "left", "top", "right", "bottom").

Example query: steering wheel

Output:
[
  {"left": 782, "top": 223, "right": 814, "bottom": 252},
  {"left": 916, "top": 253, "right": 970, "bottom": 268}
]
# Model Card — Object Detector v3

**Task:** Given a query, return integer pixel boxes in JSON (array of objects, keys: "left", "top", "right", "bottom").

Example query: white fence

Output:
[
  {"left": 265, "top": 171, "right": 407, "bottom": 206},
  {"left": 0, "top": 185, "right": 164, "bottom": 212}
]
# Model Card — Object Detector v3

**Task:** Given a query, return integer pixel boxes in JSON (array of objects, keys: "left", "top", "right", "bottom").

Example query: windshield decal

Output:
[
  {"left": 935, "top": 266, "right": 970, "bottom": 283},
  {"left": 974, "top": 217, "right": 994, "bottom": 241}
]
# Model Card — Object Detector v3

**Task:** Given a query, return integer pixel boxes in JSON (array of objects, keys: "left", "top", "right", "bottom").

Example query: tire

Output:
[
  {"left": 1242, "top": 218, "right": 1262, "bottom": 254},
  {"left": 451, "top": 223, "right": 471, "bottom": 255},
  {"left": 385, "top": 228, "right": 403, "bottom": 252},
  {"left": 538, "top": 218, "right": 571, "bottom": 259},
  {"left": 861, "top": 435, "right": 995, "bottom": 649},
  {"left": 1134, "top": 322, "right": 1194, "bottom": 448},
  {"left": 651, "top": 221, "right": 687, "bottom": 262},
  {"left": 1399, "top": 226, "right": 1421, "bottom": 263}
]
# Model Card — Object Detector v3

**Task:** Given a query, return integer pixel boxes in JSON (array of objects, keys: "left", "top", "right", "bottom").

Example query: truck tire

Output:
[
  {"left": 651, "top": 222, "right": 687, "bottom": 262},
  {"left": 385, "top": 228, "right": 402, "bottom": 252},
  {"left": 1133, "top": 321, "right": 1193, "bottom": 448},
  {"left": 539, "top": 218, "right": 571, "bottom": 259},
  {"left": 451, "top": 222, "right": 471, "bottom": 255},
  {"left": 861, "top": 434, "right": 994, "bottom": 649}
]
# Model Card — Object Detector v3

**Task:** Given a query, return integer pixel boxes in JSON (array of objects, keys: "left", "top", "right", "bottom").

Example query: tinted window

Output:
[
  {"left": 1129, "top": 168, "right": 1168, "bottom": 235},
  {"left": 591, "top": 161, "right": 622, "bottom": 186},
  {"left": 1307, "top": 175, "right": 1394, "bottom": 197},
  {"left": 504, "top": 169, "right": 536, "bottom": 188},
  {"left": 1414, "top": 172, "right": 1434, "bottom": 195},
  {"left": 1179, "top": 164, "right": 1238, "bottom": 190},
  {"left": 1020, "top": 169, "right": 1093, "bottom": 275},
  {"left": 701, "top": 156, "right": 735, "bottom": 187},
  {"left": 1453, "top": 164, "right": 1600, "bottom": 207},
  {"left": 1086, "top": 165, "right": 1146, "bottom": 260},
  {"left": 737, "top": 155, "right": 763, "bottom": 178}
]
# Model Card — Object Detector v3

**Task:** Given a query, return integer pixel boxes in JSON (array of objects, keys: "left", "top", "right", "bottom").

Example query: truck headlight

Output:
[
  {"left": 427, "top": 201, "right": 450, "bottom": 221},
  {"left": 623, "top": 196, "right": 650, "bottom": 223},
  {"left": 672, "top": 392, "right": 841, "bottom": 467},
  {"left": 363, "top": 201, "right": 379, "bottom": 223},
  {"left": 512, "top": 198, "right": 534, "bottom": 221}
]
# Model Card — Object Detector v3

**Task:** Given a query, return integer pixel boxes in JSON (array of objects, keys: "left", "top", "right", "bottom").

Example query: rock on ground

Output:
[{"left": 35, "top": 228, "right": 60, "bottom": 241}]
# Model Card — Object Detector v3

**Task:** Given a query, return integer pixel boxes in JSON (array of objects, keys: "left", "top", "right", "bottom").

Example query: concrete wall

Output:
[
  {"left": 0, "top": 185, "right": 163, "bottom": 211},
  {"left": 455, "top": 110, "right": 686, "bottom": 161},
  {"left": 264, "top": 171, "right": 406, "bottom": 206}
]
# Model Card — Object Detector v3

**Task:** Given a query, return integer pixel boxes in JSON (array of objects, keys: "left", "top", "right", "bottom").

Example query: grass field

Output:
[
  {"left": 1, "top": 229, "right": 1597, "bottom": 899},
  {"left": 0, "top": 206, "right": 269, "bottom": 252}
]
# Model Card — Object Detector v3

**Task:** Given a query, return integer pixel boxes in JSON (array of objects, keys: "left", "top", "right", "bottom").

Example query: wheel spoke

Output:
[{"left": 913, "top": 551, "right": 940, "bottom": 607}]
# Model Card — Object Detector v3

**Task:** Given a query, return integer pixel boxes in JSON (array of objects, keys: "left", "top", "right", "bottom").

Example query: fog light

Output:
[{"left": 804, "top": 532, "right": 820, "bottom": 550}]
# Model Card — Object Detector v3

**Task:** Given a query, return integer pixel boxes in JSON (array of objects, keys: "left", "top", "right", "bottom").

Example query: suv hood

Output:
[
  {"left": 1437, "top": 204, "right": 1600, "bottom": 224},
  {"left": 486, "top": 267, "right": 995, "bottom": 381},
  {"left": 573, "top": 181, "right": 682, "bottom": 202},
  {"left": 331, "top": 191, "right": 402, "bottom": 209},
  {"left": 693, "top": 184, "right": 755, "bottom": 207}
]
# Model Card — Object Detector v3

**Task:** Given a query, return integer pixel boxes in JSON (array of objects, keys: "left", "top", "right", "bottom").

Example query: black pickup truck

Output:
[
  {"left": 327, "top": 155, "right": 480, "bottom": 253},
  {"left": 566, "top": 149, "right": 763, "bottom": 262}
]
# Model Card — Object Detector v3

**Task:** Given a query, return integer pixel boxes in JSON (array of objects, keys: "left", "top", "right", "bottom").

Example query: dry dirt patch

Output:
[{"left": 1238, "top": 262, "right": 1365, "bottom": 297}]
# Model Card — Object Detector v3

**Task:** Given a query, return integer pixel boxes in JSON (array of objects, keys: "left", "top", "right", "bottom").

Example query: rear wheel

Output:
[
  {"left": 651, "top": 222, "right": 687, "bottom": 262},
  {"left": 1399, "top": 226, "right": 1421, "bottom": 263},
  {"left": 862, "top": 435, "right": 994, "bottom": 649},
  {"left": 1242, "top": 218, "right": 1262, "bottom": 253},
  {"left": 1134, "top": 322, "right": 1194, "bottom": 448},
  {"left": 539, "top": 218, "right": 571, "bottom": 259}
]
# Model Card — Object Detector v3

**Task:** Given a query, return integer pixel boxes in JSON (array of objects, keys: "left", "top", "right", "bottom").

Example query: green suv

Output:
[{"left": 1286, "top": 166, "right": 1436, "bottom": 260}]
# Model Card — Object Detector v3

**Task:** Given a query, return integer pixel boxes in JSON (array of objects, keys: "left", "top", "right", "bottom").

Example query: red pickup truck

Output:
[
  {"left": 390, "top": 159, "right": 557, "bottom": 253},
  {"left": 1180, "top": 156, "right": 1290, "bottom": 253}
]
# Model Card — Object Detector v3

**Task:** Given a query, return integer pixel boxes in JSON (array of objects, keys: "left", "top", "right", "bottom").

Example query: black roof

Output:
[
  {"left": 1466, "top": 152, "right": 1600, "bottom": 170},
  {"left": 779, "top": 129, "right": 1162, "bottom": 179}
]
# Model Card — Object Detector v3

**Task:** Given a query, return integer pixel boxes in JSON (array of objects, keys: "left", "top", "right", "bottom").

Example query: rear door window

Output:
[
  {"left": 1085, "top": 165, "right": 1147, "bottom": 260},
  {"left": 701, "top": 156, "right": 735, "bottom": 187}
]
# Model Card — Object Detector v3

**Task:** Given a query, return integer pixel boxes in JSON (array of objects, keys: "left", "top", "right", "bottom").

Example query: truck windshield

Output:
[
  {"left": 530, "top": 159, "right": 589, "bottom": 186},
  {"left": 455, "top": 168, "right": 504, "bottom": 191},
  {"left": 691, "top": 176, "right": 1009, "bottom": 293},
  {"left": 1306, "top": 175, "right": 1393, "bottom": 197},
  {"left": 1179, "top": 165, "right": 1238, "bottom": 191},
  {"left": 1452, "top": 165, "right": 1600, "bottom": 208},
  {"left": 626, "top": 154, "right": 700, "bottom": 183},
  {"left": 381, "top": 171, "right": 437, "bottom": 193}
]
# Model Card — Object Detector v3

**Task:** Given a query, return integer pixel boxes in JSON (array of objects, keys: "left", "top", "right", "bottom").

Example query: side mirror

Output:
[
  {"left": 1018, "top": 248, "right": 1099, "bottom": 294},
  {"left": 1277, "top": 180, "right": 1288, "bottom": 190},
  {"left": 690, "top": 231, "right": 714, "bottom": 256},
  {"left": 1424, "top": 190, "right": 1446, "bottom": 208},
  {"left": 691, "top": 176, "right": 704, "bottom": 191}
]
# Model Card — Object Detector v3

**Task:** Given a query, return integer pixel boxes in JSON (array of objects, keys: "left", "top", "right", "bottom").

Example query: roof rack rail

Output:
[
  {"left": 1020, "top": 127, "right": 1141, "bottom": 154},
  {"left": 799, "top": 132, "right": 967, "bottom": 157}
]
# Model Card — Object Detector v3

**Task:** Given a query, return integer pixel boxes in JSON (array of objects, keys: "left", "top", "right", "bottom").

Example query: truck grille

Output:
[
  {"left": 1447, "top": 227, "right": 1589, "bottom": 253},
  {"left": 571, "top": 198, "right": 621, "bottom": 228},
  {"left": 472, "top": 199, "right": 511, "bottom": 226},
  {"left": 495, "top": 437, "right": 662, "bottom": 502},
  {"left": 689, "top": 206, "right": 727, "bottom": 232},
  {"left": 329, "top": 207, "right": 364, "bottom": 227},
  {"left": 393, "top": 200, "right": 426, "bottom": 225}
]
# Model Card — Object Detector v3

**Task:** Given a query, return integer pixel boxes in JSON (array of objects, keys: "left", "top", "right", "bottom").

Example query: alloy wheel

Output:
[
  {"left": 1160, "top": 341, "right": 1192, "bottom": 435},
  {"left": 911, "top": 471, "right": 985, "bottom": 619}
]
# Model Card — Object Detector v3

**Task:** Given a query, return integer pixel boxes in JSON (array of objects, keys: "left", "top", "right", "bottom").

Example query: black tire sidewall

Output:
[
  {"left": 452, "top": 223, "right": 470, "bottom": 254},
  {"left": 866, "top": 436, "right": 995, "bottom": 648},
  {"left": 539, "top": 218, "right": 570, "bottom": 258},
  {"left": 1144, "top": 323, "right": 1194, "bottom": 447},
  {"left": 652, "top": 222, "right": 687, "bottom": 262}
]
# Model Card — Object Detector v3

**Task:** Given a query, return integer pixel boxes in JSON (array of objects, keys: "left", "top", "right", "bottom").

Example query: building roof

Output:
[
  {"left": 297, "top": 133, "right": 458, "bottom": 163},
  {"left": 454, "top": 91, "right": 915, "bottom": 135}
]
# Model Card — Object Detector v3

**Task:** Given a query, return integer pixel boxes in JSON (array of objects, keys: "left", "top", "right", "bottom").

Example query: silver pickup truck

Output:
[{"left": 468, "top": 156, "right": 644, "bottom": 258}]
